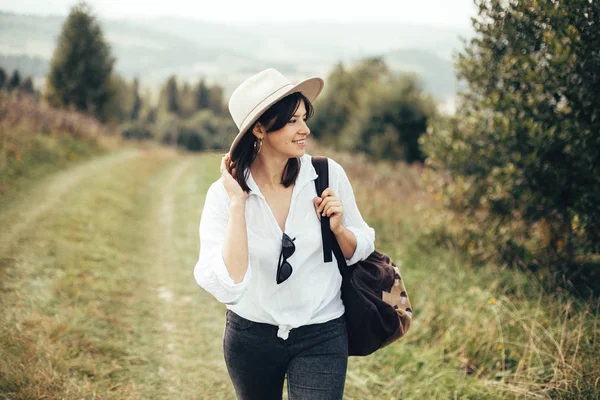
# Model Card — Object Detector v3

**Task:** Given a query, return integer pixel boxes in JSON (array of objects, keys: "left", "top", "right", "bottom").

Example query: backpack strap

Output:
[
  {"left": 311, "top": 156, "right": 333, "bottom": 263},
  {"left": 311, "top": 156, "right": 348, "bottom": 270}
]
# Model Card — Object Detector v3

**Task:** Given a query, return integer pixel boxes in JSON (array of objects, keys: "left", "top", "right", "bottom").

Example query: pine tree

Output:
[
  {"left": 8, "top": 70, "right": 21, "bottom": 91},
  {"left": 0, "top": 68, "right": 6, "bottom": 89},
  {"left": 179, "top": 81, "right": 196, "bottom": 117},
  {"left": 167, "top": 76, "right": 180, "bottom": 114},
  {"left": 131, "top": 78, "right": 142, "bottom": 120},
  {"left": 46, "top": 1, "right": 115, "bottom": 121},
  {"left": 207, "top": 85, "right": 224, "bottom": 115},
  {"left": 20, "top": 77, "right": 35, "bottom": 94},
  {"left": 194, "top": 78, "right": 210, "bottom": 110},
  {"left": 159, "top": 75, "right": 180, "bottom": 115}
]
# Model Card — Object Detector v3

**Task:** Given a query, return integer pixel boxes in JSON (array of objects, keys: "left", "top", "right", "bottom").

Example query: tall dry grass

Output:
[
  {"left": 0, "top": 91, "right": 121, "bottom": 196},
  {"left": 312, "top": 141, "right": 599, "bottom": 398}
]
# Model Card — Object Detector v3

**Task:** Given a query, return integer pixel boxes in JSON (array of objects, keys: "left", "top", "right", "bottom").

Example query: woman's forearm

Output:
[
  {"left": 222, "top": 197, "right": 249, "bottom": 283},
  {"left": 333, "top": 225, "right": 357, "bottom": 260}
]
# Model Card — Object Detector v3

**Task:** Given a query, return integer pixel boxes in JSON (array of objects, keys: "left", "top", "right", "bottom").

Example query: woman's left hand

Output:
[{"left": 314, "top": 188, "right": 344, "bottom": 234}]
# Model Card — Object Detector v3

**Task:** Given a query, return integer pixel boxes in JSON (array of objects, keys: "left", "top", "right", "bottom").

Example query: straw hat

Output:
[{"left": 227, "top": 68, "right": 324, "bottom": 154}]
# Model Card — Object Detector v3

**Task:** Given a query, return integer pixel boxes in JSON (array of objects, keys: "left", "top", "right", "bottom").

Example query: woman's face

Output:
[{"left": 258, "top": 101, "right": 311, "bottom": 160}]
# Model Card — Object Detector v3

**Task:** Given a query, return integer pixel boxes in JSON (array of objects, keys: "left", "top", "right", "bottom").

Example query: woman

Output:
[{"left": 194, "top": 68, "right": 375, "bottom": 400}]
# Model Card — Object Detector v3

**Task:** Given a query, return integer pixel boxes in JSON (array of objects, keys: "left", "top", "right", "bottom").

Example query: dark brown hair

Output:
[{"left": 228, "top": 91, "right": 315, "bottom": 193}]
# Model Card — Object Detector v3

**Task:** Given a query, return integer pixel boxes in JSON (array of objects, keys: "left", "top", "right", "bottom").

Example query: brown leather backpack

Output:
[{"left": 312, "top": 156, "right": 413, "bottom": 356}]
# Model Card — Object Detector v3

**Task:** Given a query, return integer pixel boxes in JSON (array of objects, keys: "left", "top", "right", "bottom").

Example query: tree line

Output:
[
  {"left": 16, "top": 1, "right": 437, "bottom": 161},
  {"left": 0, "top": 68, "right": 37, "bottom": 95},
  {"left": 15, "top": 1, "right": 232, "bottom": 152}
]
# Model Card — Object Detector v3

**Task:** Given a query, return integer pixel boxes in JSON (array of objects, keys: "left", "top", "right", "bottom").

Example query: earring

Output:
[{"left": 254, "top": 137, "right": 263, "bottom": 155}]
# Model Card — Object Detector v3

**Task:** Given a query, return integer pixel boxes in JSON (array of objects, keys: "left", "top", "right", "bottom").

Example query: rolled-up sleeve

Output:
[
  {"left": 329, "top": 159, "right": 376, "bottom": 265},
  {"left": 193, "top": 179, "right": 251, "bottom": 305}
]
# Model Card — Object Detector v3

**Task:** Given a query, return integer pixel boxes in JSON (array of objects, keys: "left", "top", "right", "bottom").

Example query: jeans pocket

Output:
[{"left": 226, "top": 310, "right": 255, "bottom": 331}]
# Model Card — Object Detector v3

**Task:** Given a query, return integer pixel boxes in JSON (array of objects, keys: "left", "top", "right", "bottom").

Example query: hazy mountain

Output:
[
  {"left": 382, "top": 48, "right": 461, "bottom": 96},
  {"left": 0, "top": 12, "right": 281, "bottom": 81},
  {"left": 228, "top": 21, "right": 471, "bottom": 61},
  {"left": 0, "top": 54, "right": 47, "bottom": 77},
  {"left": 0, "top": 11, "right": 472, "bottom": 101}
]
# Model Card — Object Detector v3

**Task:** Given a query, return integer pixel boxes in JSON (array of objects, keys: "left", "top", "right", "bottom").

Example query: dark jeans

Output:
[{"left": 223, "top": 310, "right": 349, "bottom": 400}]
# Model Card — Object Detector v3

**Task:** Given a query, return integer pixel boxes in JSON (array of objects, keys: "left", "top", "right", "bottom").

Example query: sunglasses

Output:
[{"left": 276, "top": 233, "right": 296, "bottom": 284}]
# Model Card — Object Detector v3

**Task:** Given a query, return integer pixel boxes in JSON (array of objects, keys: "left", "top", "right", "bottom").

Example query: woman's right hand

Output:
[{"left": 220, "top": 153, "right": 247, "bottom": 203}]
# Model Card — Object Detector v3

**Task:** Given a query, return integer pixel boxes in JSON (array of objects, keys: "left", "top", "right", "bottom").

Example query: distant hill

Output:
[
  {"left": 382, "top": 48, "right": 461, "bottom": 97},
  {"left": 0, "top": 54, "right": 47, "bottom": 77},
  {"left": 0, "top": 11, "right": 471, "bottom": 101},
  {"left": 0, "top": 12, "right": 279, "bottom": 80}
]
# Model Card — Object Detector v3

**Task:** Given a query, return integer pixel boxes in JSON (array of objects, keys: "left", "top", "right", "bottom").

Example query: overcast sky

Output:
[{"left": 0, "top": 0, "right": 477, "bottom": 28}]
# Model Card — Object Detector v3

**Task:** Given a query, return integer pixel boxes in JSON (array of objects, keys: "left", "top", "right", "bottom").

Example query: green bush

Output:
[
  {"left": 311, "top": 58, "right": 436, "bottom": 162},
  {"left": 151, "top": 110, "right": 235, "bottom": 152},
  {"left": 420, "top": 0, "right": 600, "bottom": 271},
  {"left": 121, "top": 121, "right": 152, "bottom": 141},
  {"left": 353, "top": 73, "right": 436, "bottom": 162}
]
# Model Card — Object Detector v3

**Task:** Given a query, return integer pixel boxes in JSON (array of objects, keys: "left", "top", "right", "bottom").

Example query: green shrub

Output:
[
  {"left": 311, "top": 58, "right": 436, "bottom": 162},
  {"left": 420, "top": 0, "right": 600, "bottom": 271}
]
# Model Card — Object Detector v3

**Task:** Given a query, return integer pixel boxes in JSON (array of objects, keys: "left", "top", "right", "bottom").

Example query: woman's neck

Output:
[{"left": 250, "top": 155, "right": 289, "bottom": 189}]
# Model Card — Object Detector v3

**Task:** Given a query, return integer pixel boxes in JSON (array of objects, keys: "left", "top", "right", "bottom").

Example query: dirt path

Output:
[
  {"left": 144, "top": 152, "right": 236, "bottom": 399},
  {"left": 154, "top": 157, "right": 195, "bottom": 393}
]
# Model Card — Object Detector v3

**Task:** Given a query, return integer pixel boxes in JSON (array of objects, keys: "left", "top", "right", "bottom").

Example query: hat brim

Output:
[{"left": 229, "top": 76, "right": 324, "bottom": 155}]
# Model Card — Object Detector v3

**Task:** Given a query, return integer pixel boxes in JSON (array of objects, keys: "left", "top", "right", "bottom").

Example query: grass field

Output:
[{"left": 1, "top": 145, "right": 598, "bottom": 399}]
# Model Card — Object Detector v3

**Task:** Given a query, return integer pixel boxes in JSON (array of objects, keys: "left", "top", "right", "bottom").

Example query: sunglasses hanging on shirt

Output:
[{"left": 276, "top": 233, "right": 296, "bottom": 284}]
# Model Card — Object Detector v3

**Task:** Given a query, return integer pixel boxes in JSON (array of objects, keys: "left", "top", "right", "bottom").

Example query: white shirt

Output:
[{"left": 193, "top": 153, "right": 375, "bottom": 340}]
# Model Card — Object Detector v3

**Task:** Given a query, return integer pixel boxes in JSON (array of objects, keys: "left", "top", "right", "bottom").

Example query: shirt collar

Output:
[{"left": 245, "top": 154, "right": 318, "bottom": 197}]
